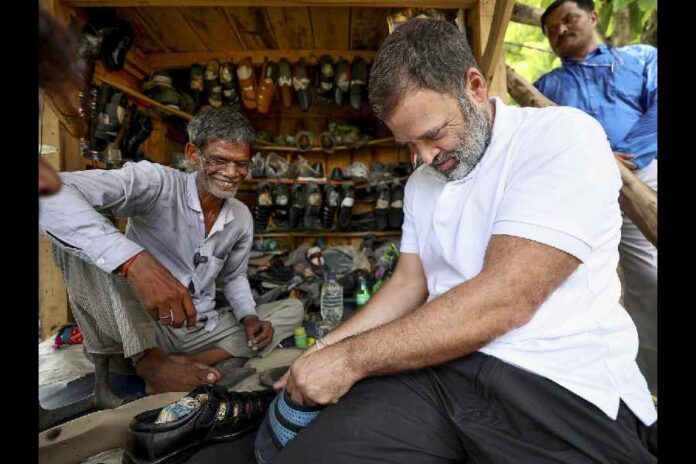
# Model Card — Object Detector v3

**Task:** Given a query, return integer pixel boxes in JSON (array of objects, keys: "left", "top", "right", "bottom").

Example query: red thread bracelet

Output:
[{"left": 121, "top": 252, "right": 141, "bottom": 278}]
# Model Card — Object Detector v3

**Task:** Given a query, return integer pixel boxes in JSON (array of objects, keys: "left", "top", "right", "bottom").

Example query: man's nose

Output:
[{"left": 414, "top": 144, "right": 441, "bottom": 166}]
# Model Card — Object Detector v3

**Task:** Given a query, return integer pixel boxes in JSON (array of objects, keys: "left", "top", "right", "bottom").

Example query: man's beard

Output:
[
  {"left": 200, "top": 165, "right": 241, "bottom": 199},
  {"left": 430, "top": 96, "right": 492, "bottom": 182}
]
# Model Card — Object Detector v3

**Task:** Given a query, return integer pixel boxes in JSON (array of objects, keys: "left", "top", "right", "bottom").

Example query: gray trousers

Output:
[
  {"left": 52, "top": 246, "right": 304, "bottom": 364},
  {"left": 619, "top": 159, "right": 658, "bottom": 395}
]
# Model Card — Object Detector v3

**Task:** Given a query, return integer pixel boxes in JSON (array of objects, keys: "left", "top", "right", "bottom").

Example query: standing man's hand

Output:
[
  {"left": 123, "top": 251, "right": 197, "bottom": 328},
  {"left": 242, "top": 315, "right": 274, "bottom": 352},
  {"left": 614, "top": 151, "right": 638, "bottom": 171}
]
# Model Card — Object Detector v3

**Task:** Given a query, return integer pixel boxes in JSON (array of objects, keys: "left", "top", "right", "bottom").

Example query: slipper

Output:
[
  {"left": 278, "top": 58, "right": 293, "bottom": 108},
  {"left": 330, "top": 167, "right": 345, "bottom": 181},
  {"left": 142, "top": 71, "right": 181, "bottom": 109},
  {"left": 219, "top": 61, "right": 239, "bottom": 105},
  {"left": 204, "top": 60, "right": 221, "bottom": 94},
  {"left": 256, "top": 60, "right": 278, "bottom": 114},
  {"left": 190, "top": 64, "right": 205, "bottom": 92},
  {"left": 334, "top": 57, "right": 351, "bottom": 106},
  {"left": 294, "top": 130, "right": 314, "bottom": 152},
  {"left": 316, "top": 55, "right": 335, "bottom": 106},
  {"left": 293, "top": 58, "right": 312, "bottom": 112},
  {"left": 319, "top": 131, "right": 336, "bottom": 154},
  {"left": 350, "top": 57, "right": 367, "bottom": 111},
  {"left": 237, "top": 57, "right": 257, "bottom": 110}
]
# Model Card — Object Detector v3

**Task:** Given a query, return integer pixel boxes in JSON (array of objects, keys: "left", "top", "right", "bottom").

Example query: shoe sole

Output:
[{"left": 121, "top": 419, "right": 261, "bottom": 464}]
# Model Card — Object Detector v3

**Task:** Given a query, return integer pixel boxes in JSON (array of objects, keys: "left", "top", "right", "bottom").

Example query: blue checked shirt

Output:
[
  {"left": 39, "top": 161, "right": 257, "bottom": 331},
  {"left": 534, "top": 44, "right": 657, "bottom": 170}
]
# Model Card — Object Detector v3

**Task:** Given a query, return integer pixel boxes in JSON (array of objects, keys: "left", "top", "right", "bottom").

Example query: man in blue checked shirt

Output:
[{"left": 535, "top": 0, "right": 657, "bottom": 395}]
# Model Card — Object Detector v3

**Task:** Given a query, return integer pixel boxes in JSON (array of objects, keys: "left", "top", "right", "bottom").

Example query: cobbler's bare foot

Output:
[{"left": 135, "top": 349, "right": 221, "bottom": 394}]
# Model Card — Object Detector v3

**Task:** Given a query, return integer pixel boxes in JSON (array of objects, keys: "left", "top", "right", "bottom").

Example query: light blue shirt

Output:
[
  {"left": 534, "top": 44, "right": 657, "bottom": 170},
  {"left": 39, "top": 161, "right": 257, "bottom": 331}
]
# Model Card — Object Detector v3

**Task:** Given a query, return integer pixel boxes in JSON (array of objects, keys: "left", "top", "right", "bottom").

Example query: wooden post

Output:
[
  {"left": 39, "top": 101, "right": 71, "bottom": 340},
  {"left": 469, "top": 0, "right": 509, "bottom": 102}
]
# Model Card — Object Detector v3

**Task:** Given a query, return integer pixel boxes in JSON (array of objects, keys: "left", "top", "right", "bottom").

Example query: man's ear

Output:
[
  {"left": 185, "top": 142, "right": 199, "bottom": 164},
  {"left": 589, "top": 10, "right": 598, "bottom": 27},
  {"left": 465, "top": 67, "right": 489, "bottom": 106}
]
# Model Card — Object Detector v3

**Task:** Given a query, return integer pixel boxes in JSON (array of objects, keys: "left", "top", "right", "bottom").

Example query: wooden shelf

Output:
[
  {"left": 66, "top": 1, "right": 477, "bottom": 9},
  {"left": 243, "top": 175, "right": 408, "bottom": 189},
  {"left": 94, "top": 72, "right": 194, "bottom": 122},
  {"left": 254, "top": 231, "right": 401, "bottom": 238},
  {"left": 253, "top": 137, "right": 397, "bottom": 153}
]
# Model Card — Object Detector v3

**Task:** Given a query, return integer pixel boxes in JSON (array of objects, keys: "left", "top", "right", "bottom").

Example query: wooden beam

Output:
[
  {"left": 506, "top": 65, "right": 658, "bottom": 247},
  {"left": 479, "top": 0, "right": 515, "bottom": 82},
  {"left": 469, "top": 0, "right": 507, "bottom": 100},
  {"left": 511, "top": 2, "right": 542, "bottom": 27},
  {"left": 39, "top": 101, "right": 71, "bottom": 341},
  {"left": 63, "top": 0, "right": 478, "bottom": 8},
  {"left": 149, "top": 49, "right": 377, "bottom": 70},
  {"left": 95, "top": 72, "right": 194, "bottom": 121}
]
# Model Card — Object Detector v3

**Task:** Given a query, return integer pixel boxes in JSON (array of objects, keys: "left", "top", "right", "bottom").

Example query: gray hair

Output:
[
  {"left": 186, "top": 106, "right": 255, "bottom": 148},
  {"left": 369, "top": 18, "right": 480, "bottom": 120}
]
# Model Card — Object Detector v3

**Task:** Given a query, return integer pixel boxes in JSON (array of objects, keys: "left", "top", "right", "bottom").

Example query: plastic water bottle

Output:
[
  {"left": 320, "top": 272, "right": 343, "bottom": 325},
  {"left": 355, "top": 274, "right": 371, "bottom": 309}
]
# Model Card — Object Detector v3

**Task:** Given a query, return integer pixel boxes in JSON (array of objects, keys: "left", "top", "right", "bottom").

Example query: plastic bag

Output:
[{"left": 265, "top": 152, "right": 289, "bottom": 178}]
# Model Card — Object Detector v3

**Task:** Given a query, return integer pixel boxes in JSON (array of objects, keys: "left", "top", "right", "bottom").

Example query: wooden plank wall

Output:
[{"left": 39, "top": 101, "right": 71, "bottom": 341}]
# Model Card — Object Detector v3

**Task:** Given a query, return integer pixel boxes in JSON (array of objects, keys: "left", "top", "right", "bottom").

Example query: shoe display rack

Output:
[{"left": 51, "top": 0, "right": 510, "bottom": 249}]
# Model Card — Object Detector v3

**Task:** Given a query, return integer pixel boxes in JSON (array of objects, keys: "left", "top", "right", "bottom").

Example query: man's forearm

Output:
[
  {"left": 322, "top": 270, "right": 428, "bottom": 346},
  {"left": 339, "top": 272, "right": 530, "bottom": 379}
]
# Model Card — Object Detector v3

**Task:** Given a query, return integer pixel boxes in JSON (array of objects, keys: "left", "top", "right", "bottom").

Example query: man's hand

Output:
[
  {"left": 273, "top": 343, "right": 321, "bottom": 391},
  {"left": 125, "top": 251, "right": 197, "bottom": 328},
  {"left": 285, "top": 343, "right": 360, "bottom": 406},
  {"left": 242, "top": 315, "right": 274, "bottom": 352},
  {"left": 614, "top": 151, "right": 637, "bottom": 171}
]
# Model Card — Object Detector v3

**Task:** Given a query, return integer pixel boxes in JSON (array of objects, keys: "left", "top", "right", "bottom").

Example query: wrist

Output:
[
  {"left": 241, "top": 315, "right": 259, "bottom": 325},
  {"left": 119, "top": 251, "right": 144, "bottom": 278}
]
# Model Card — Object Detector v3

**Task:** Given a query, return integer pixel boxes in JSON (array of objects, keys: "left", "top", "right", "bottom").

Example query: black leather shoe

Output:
[
  {"left": 271, "top": 183, "right": 290, "bottom": 231},
  {"left": 321, "top": 184, "right": 340, "bottom": 230},
  {"left": 254, "top": 182, "right": 273, "bottom": 232},
  {"left": 121, "top": 112, "right": 153, "bottom": 160},
  {"left": 123, "top": 385, "right": 276, "bottom": 464},
  {"left": 375, "top": 181, "right": 391, "bottom": 231},
  {"left": 289, "top": 184, "right": 305, "bottom": 231},
  {"left": 99, "top": 20, "right": 133, "bottom": 71},
  {"left": 303, "top": 182, "right": 323, "bottom": 230}
]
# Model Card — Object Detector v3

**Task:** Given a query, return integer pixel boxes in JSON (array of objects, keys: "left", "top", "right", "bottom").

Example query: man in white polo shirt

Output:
[{"left": 271, "top": 18, "right": 657, "bottom": 462}]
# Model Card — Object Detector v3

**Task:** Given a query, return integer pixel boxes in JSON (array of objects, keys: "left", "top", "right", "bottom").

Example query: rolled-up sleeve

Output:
[
  {"left": 219, "top": 215, "right": 257, "bottom": 322},
  {"left": 38, "top": 161, "right": 164, "bottom": 272}
]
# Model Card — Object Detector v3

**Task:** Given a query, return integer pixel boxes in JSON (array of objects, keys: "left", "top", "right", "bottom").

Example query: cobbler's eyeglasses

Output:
[{"left": 196, "top": 147, "right": 250, "bottom": 175}]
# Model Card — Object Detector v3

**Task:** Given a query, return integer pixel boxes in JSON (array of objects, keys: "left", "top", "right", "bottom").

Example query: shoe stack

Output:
[{"left": 143, "top": 56, "right": 373, "bottom": 117}]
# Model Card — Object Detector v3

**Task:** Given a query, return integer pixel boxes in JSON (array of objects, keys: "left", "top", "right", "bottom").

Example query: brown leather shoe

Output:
[
  {"left": 236, "top": 57, "right": 257, "bottom": 110},
  {"left": 278, "top": 58, "right": 293, "bottom": 108},
  {"left": 256, "top": 60, "right": 278, "bottom": 114}
]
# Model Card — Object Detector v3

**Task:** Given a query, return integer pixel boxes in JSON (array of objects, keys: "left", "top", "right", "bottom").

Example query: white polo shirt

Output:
[{"left": 400, "top": 97, "right": 656, "bottom": 426}]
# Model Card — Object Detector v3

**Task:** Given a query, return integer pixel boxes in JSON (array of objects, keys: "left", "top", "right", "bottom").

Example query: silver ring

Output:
[
  {"left": 169, "top": 308, "right": 175, "bottom": 322},
  {"left": 159, "top": 314, "right": 171, "bottom": 320}
]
